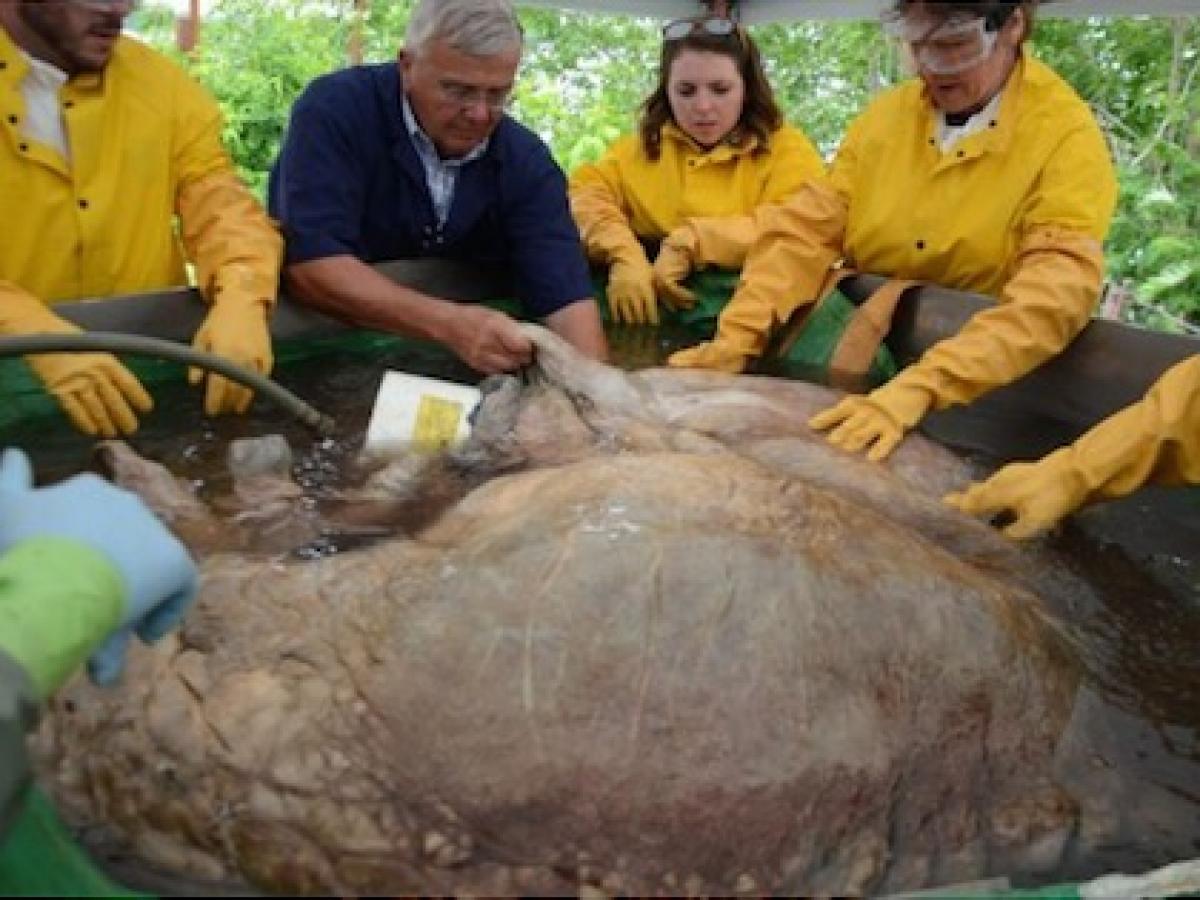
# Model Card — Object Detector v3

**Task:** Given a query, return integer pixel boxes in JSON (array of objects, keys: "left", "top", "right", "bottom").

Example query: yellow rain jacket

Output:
[
  {"left": 698, "top": 55, "right": 1117, "bottom": 408},
  {"left": 0, "top": 28, "right": 280, "bottom": 310},
  {"left": 569, "top": 121, "right": 825, "bottom": 261}
]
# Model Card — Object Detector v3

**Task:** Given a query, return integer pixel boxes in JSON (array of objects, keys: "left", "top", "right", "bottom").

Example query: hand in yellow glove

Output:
[
  {"left": 808, "top": 380, "right": 933, "bottom": 462},
  {"left": 667, "top": 340, "right": 751, "bottom": 374},
  {"left": 29, "top": 350, "right": 153, "bottom": 438},
  {"left": 190, "top": 288, "right": 273, "bottom": 416},
  {"left": 0, "top": 286, "right": 152, "bottom": 436},
  {"left": 652, "top": 227, "right": 698, "bottom": 312},
  {"left": 944, "top": 452, "right": 1086, "bottom": 539},
  {"left": 607, "top": 249, "right": 658, "bottom": 326}
]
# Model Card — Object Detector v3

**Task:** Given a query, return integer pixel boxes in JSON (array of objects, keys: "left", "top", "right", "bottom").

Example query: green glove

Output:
[{"left": 0, "top": 449, "right": 198, "bottom": 695}]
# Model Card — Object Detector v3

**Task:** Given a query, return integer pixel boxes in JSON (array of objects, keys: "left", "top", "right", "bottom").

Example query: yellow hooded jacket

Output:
[
  {"left": 0, "top": 28, "right": 280, "bottom": 312},
  {"left": 569, "top": 121, "right": 825, "bottom": 262},
  {"left": 707, "top": 55, "right": 1117, "bottom": 407}
]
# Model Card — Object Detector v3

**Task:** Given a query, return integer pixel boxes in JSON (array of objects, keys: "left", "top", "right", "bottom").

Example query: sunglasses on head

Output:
[{"left": 662, "top": 17, "right": 739, "bottom": 42}]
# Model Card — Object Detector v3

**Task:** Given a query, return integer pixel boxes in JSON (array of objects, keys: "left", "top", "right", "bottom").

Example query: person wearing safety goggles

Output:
[
  {"left": 0, "top": 0, "right": 283, "bottom": 436},
  {"left": 568, "top": 16, "right": 825, "bottom": 327},
  {"left": 269, "top": 0, "right": 608, "bottom": 376},
  {"left": 667, "top": 1, "right": 1118, "bottom": 471}
]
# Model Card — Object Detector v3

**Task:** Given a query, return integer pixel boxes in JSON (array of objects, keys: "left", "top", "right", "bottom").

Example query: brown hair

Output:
[
  {"left": 638, "top": 21, "right": 783, "bottom": 161},
  {"left": 888, "top": 1, "right": 1037, "bottom": 43}
]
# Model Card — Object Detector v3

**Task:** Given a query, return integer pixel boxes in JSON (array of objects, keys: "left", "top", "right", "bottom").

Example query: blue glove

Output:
[{"left": 0, "top": 448, "right": 198, "bottom": 685}]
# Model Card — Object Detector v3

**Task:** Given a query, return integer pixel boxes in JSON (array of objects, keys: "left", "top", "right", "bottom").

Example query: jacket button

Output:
[
  {"left": 956, "top": 149, "right": 965, "bottom": 158},
  {"left": 915, "top": 240, "right": 925, "bottom": 250},
  {"left": 18, "top": 142, "right": 27, "bottom": 152},
  {"left": 78, "top": 198, "right": 89, "bottom": 209},
  {"left": 0, "top": 61, "right": 7, "bottom": 70},
  {"left": 64, "top": 100, "right": 75, "bottom": 109},
  {"left": 989, "top": 119, "right": 997, "bottom": 128},
  {"left": 928, "top": 137, "right": 935, "bottom": 146},
  {"left": 7, "top": 114, "right": 16, "bottom": 124}
]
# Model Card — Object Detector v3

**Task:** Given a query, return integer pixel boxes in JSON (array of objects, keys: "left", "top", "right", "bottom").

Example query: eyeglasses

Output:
[
  {"left": 884, "top": 15, "right": 998, "bottom": 76},
  {"left": 662, "top": 17, "right": 739, "bottom": 42},
  {"left": 435, "top": 80, "right": 512, "bottom": 113}
]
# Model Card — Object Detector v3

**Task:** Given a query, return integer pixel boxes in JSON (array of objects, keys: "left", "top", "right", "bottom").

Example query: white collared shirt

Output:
[
  {"left": 18, "top": 49, "right": 70, "bottom": 161},
  {"left": 937, "top": 89, "right": 1003, "bottom": 152},
  {"left": 400, "top": 91, "right": 488, "bottom": 227}
]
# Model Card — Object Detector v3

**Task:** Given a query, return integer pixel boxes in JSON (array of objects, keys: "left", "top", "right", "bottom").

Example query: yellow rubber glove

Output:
[
  {"left": 189, "top": 275, "right": 273, "bottom": 416},
  {"left": 177, "top": 171, "right": 282, "bottom": 415},
  {"left": 607, "top": 247, "right": 659, "bottom": 326},
  {"left": 0, "top": 283, "right": 152, "bottom": 437},
  {"left": 887, "top": 227, "right": 1105, "bottom": 412},
  {"left": 654, "top": 215, "right": 766, "bottom": 312},
  {"left": 570, "top": 182, "right": 660, "bottom": 325},
  {"left": 667, "top": 340, "right": 753, "bottom": 374},
  {"left": 808, "top": 378, "right": 933, "bottom": 462},
  {"left": 652, "top": 227, "right": 698, "bottom": 312},
  {"left": 671, "top": 185, "right": 848, "bottom": 374},
  {"left": 946, "top": 355, "right": 1200, "bottom": 538},
  {"left": 944, "top": 453, "right": 1087, "bottom": 539}
]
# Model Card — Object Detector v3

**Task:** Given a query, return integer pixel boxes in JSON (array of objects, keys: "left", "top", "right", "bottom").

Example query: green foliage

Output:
[
  {"left": 144, "top": 0, "right": 349, "bottom": 195},
  {"left": 137, "top": 2, "right": 1200, "bottom": 333},
  {"left": 754, "top": 20, "right": 898, "bottom": 156},
  {"left": 513, "top": 11, "right": 657, "bottom": 171},
  {"left": 1034, "top": 17, "right": 1200, "bottom": 330}
]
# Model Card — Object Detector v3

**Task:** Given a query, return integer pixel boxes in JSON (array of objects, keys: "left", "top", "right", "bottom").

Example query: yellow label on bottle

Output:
[{"left": 413, "top": 394, "right": 464, "bottom": 451}]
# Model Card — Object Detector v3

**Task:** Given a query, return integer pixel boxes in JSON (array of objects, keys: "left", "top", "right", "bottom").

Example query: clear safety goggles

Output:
[
  {"left": 884, "top": 14, "right": 998, "bottom": 76},
  {"left": 662, "top": 16, "right": 739, "bottom": 42}
]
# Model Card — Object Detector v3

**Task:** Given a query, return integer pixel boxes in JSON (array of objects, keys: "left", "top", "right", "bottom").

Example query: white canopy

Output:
[{"left": 517, "top": 0, "right": 1200, "bottom": 22}]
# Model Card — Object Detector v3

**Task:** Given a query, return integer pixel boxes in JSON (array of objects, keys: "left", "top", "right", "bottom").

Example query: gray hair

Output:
[{"left": 405, "top": 0, "right": 524, "bottom": 57}]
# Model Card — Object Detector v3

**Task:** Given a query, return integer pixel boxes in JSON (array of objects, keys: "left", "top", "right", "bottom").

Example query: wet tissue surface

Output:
[{"left": 7, "top": 325, "right": 1199, "bottom": 896}]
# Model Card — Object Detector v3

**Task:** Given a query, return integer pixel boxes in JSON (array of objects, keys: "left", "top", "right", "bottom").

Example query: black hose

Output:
[{"left": 0, "top": 332, "right": 337, "bottom": 436}]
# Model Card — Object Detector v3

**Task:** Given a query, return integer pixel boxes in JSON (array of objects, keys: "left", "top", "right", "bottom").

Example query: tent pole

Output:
[{"left": 177, "top": 0, "right": 201, "bottom": 52}]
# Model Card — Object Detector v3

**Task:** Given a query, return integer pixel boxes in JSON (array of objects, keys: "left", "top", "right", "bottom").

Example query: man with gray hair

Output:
[{"left": 268, "top": 0, "right": 607, "bottom": 374}]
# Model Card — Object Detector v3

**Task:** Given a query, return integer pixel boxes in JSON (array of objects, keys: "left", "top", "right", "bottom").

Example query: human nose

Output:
[{"left": 460, "top": 97, "right": 493, "bottom": 122}]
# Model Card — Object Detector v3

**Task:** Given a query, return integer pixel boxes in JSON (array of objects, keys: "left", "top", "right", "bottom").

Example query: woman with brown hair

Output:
[
  {"left": 569, "top": 17, "right": 825, "bottom": 325},
  {"left": 667, "top": 1, "right": 1118, "bottom": 469}
]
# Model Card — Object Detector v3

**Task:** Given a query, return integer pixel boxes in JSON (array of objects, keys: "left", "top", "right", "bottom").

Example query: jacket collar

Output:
[
  {"left": 922, "top": 52, "right": 1028, "bottom": 159},
  {"left": 661, "top": 119, "right": 763, "bottom": 161}
]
